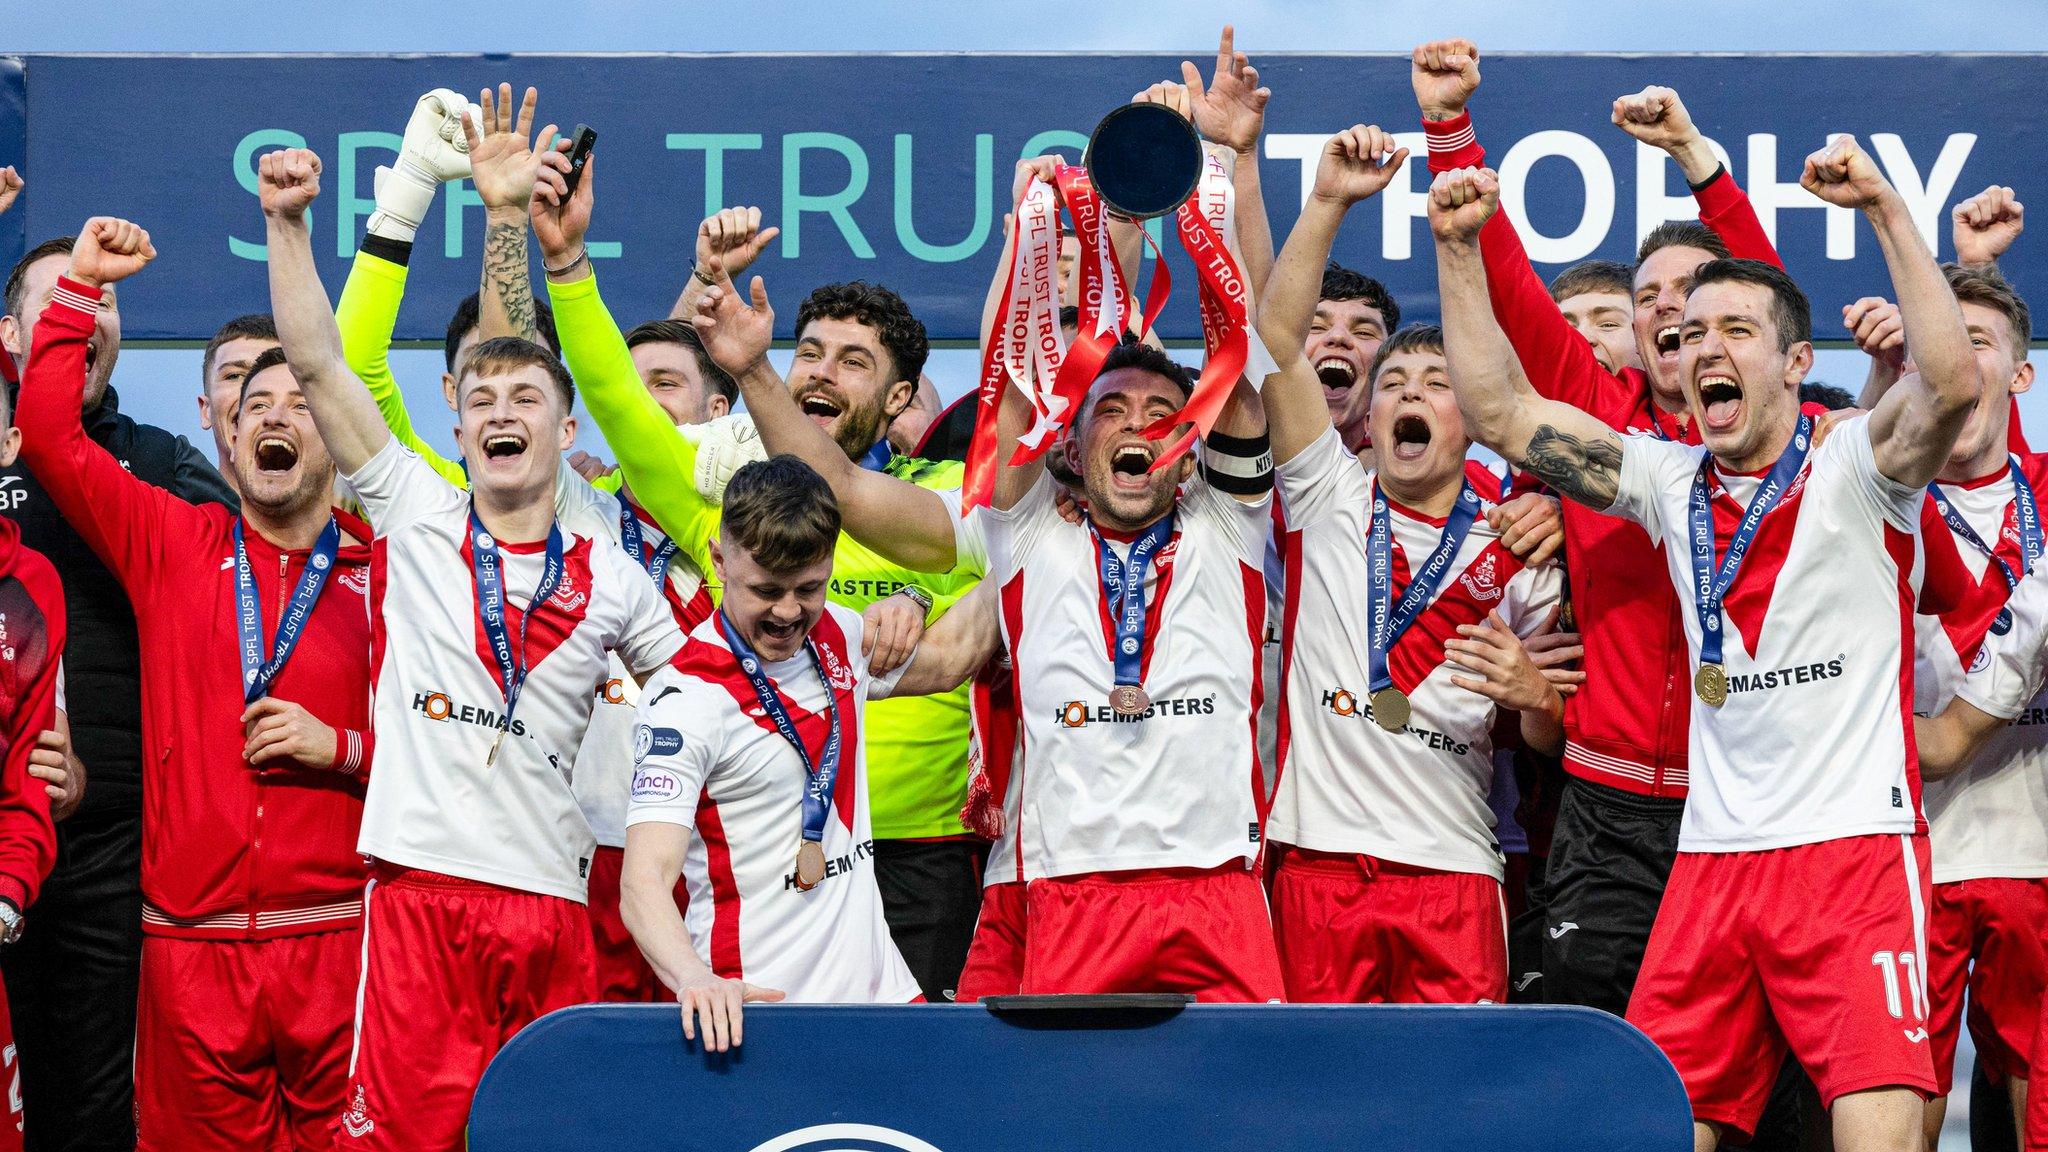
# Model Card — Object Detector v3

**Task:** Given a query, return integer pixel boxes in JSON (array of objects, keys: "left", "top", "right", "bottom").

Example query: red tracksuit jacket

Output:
[
  {"left": 18, "top": 276, "right": 373, "bottom": 940},
  {"left": 0, "top": 518, "right": 65, "bottom": 916}
]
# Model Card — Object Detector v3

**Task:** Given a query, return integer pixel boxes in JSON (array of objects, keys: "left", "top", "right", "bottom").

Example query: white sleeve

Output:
[
  {"left": 1605, "top": 434, "right": 1696, "bottom": 538},
  {"left": 1957, "top": 570, "right": 2048, "bottom": 720},
  {"left": 346, "top": 437, "right": 467, "bottom": 535},
  {"left": 625, "top": 672, "right": 719, "bottom": 829},
  {"left": 981, "top": 470, "right": 1061, "bottom": 582},
  {"left": 1834, "top": 414, "right": 1924, "bottom": 533},
  {"left": 1183, "top": 460, "right": 1273, "bottom": 565},
  {"left": 1505, "top": 560, "right": 1565, "bottom": 639},
  {"left": 1274, "top": 426, "right": 1367, "bottom": 529},
  {"left": 53, "top": 659, "right": 64, "bottom": 713},
  {"left": 610, "top": 548, "right": 687, "bottom": 675},
  {"left": 934, "top": 487, "right": 991, "bottom": 575}
]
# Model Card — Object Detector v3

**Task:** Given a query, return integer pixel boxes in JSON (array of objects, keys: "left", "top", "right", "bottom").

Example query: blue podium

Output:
[{"left": 469, "top": 1001, "right": 1690, "bottom": 1150}]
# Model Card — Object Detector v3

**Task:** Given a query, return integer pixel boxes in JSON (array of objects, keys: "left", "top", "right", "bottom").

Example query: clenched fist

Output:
[
  {"left": 259, "top": 148, "right": 324, "bottom": 221},
  {"left": 1800, "top": 135, "right": 1892, "bottom": 211},
  {"left": 1412, "top": 39, "right": 1480, "bottom": 121},
  {"left": 1428, "top": 166, "right": 1501, "bottom": 243},
  {"left": 67, "top": 216, "right": 156, "bottom": 288},
  {"left": 1952, "top": 185, "right": 2024, "bottom": 266},
  {"left": 696, "top": 206, "right": 780, "bottom": 281},
  {"left": 0, "top": 167, "right": 21, "bottom": 217}
]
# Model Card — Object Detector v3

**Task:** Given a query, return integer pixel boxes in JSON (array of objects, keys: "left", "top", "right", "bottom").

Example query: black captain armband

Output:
[
  {"left": 1686, "top": 162, "right": 1729, "bottom": 195},
  {"left": 1198, "top": 428, "right": 1274, "bottom": 496}
]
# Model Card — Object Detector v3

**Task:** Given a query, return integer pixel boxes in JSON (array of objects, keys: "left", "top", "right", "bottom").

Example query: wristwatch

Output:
[
  {"left": 894, "top": 585, "right": 935, "bottom": 617},
  {"left": 0, "top": 899, "right": 24, "bottom": 946}
]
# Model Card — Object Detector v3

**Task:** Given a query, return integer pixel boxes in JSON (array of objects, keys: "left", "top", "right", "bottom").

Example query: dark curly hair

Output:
[
  {"left": 1320, "top": 261, "right": 1401, "bottom": 331},
  {"left": 794, "top": 281, "right": 930, "bottom": 386}
]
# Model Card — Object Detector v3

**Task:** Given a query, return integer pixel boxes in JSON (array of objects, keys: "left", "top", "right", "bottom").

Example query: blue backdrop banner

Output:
[
  {"left": 3, "top": 52, "right": 2040, "bottom": 340},
  {"left": 466, "top": 1002, "right": 1692, "bottom": 1151}
]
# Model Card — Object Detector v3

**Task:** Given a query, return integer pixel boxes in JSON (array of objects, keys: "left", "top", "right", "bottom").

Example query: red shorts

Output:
[
  {"left": 135, "top": 930, "right": 359, "bottom": 1152},
  {"left": 2029, "top": 991, "right": 2048, "bottom": 1150},
  {"left": 585, "top": 845, "right": 689, "bottom": 1003},
  {"left": 1269, "top": 847, "right": 1507, "bottom": 1004},
  {"left": 335, "top": 867, "right": 595, "bottom": 1152},
  {"left": 955, "top": 881, "right": 1027, "bottom": 1002},
  {"left": 1925, "top": 876, "right": 2048, "bottom": 1092},
  {"left": 0, "top": 977, "right": 18, "bottom": 1152},
  {"left": 1627, "top": 835, "right": 1937, "bottom": 1141}
]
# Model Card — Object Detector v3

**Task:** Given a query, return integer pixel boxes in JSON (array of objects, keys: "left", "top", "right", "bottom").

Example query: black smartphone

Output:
[{"left": 563, "top": 125, "right": 597, "bottom": 195}]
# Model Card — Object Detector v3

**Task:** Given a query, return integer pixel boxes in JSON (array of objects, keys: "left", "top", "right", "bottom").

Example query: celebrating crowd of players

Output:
[{"left": 0, "top": 26, "right": 2039, "bottom": 1152}]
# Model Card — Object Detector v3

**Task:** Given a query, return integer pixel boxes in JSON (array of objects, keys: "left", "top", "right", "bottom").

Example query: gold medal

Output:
[
  {"left": 1370, "top": 687, "right": 1411, "bottom": 732},
  {"left": 795, "top": 840, "right": 827, "bottom": 890},
  {"left": 1109, "top": 684, "right": 1151, "bottom": 717},
  {"left": 1694, "top": 663, "right": 1728, "bottom": 707}
]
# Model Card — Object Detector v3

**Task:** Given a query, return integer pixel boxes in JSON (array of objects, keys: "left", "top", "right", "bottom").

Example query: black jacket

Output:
[{"left": 0, "top": 386, "right": 237, "bottom": 824}]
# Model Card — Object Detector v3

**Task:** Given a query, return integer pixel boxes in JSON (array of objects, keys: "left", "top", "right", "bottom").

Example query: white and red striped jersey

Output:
[
  {"left": 1923, "top": 510, "right": 2048, "bottom": 885},
  {"left": 350, "top": 441, "right": 685, "bottom": 901},
  {"left": 560, "top": 472, "right": 713, "bottom": 850},
  {"left": 982, "top": 469, "right": 1268, "bottom": 880},
  {"left": 1609, "top": 416, "right": 1925, "bottom": 852},
  {"left": 626, "top": 604, "right": 919, "bottom": 1003},
  {"left": 1267, "top": 428, "right": 1562, "bottom": 878}
]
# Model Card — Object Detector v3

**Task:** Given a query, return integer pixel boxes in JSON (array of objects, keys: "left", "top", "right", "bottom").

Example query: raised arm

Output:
[
  {"left": 1433, "top": 167, "right": 1625, "bottom": 509},
  {"left": 532, "top": 149, "right": 724, "bottom": 570},
  {"left": 879, "top": 579, "right": 1001, "bottom": 699},
  {"left": 1183, "top": 25, "right": 1274, "bottom": 295},
  {"left": 991, "top": 158, "right": 1061, "bottom": 512},
  {"left": 1804, "top": 137, "right": 1981, "bottom": 488},
  {"left": 462, "top": 84, "right": 556, "bottom": 345},
  {"left": 1611, "top": 85, "right": 1780, "bottom": 269},
  {"left": 668, "top": 207, "right": 779, "bottom": 323},
  {"left": 1261, "top": 126, "right": 1408, "bottom": 464},
  {"left": 1953, "top": 184, "right": 2024, "bottom": 269},
  {"left": 689, "top": 263, "right": 960, "bottom": 572},
  {"left": 261, "top": 149, "right": 390, "bottom": 474}
]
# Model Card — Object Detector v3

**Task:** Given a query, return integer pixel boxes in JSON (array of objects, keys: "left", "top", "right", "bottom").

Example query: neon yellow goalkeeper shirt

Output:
[{"left": 546, "top": 271, "right": 984, "bottom": 841}]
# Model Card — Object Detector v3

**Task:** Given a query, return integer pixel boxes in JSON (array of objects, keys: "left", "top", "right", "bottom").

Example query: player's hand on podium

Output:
[{"left": 675, "top": 970, "right": 785, "bottom": 1052}]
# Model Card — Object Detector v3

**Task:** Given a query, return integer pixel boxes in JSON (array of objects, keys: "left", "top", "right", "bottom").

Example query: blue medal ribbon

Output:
[
  {"left": 469, "top": 509, "right": 565, "bottom": 759},
  {"left": 1930, "top": 457, "right": 2042, "bottom": 636},
  {"left": 1366, "top": 480, "right": 1481, "bottom": 697},
  {"left": 1688, "top": 414, "right": 1813, "bottom": 671},
  {"left": 617, "top": 502, "right": 680, "bottom": 591},
  {"left": 716, "top": 609, "right": 842, "bottom": 846},
  {"left": 1089, "top": 511, "right": 1176, "bottom": 698},
  {"left": 234, "top": 517, "right": 341, "bottom": 705},
  {"left": 856, "top": 438, "right": 893, "bottom": 473}
]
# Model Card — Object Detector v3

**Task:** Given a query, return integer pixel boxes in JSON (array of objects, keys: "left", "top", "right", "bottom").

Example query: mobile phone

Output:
[{"left": 563, "top": 125, "right": 597, "bottom": 195}]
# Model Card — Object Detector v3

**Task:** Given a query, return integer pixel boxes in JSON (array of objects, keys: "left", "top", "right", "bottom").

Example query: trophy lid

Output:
[{"left": 1084, "top": 102, "right": 1203, "bottom": 220}]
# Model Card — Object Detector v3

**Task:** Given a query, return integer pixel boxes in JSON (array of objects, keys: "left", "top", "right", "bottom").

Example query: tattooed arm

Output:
[
  {"left": 461, "top": 83, "right": 558, "bottom": 345},
  {"left": 480, "top": 214, "right": 538, "bottom": 342},
  {"left": 1430, "top": 166, "right": 1627, "bottom": 510}
]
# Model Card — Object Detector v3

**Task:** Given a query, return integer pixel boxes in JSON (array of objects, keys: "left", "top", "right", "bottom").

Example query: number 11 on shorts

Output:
[{"left": 1871, "top": 950, "right": 1928, "bottom": 1025}]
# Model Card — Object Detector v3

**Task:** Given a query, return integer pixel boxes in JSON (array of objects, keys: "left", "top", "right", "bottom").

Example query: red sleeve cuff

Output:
[
  {"left": 47, "top": 277, "right": 102, "bottom": 328},
  {"left": 1424, "top": 110, "right": 1485, "bottom": 173},
  {"left": 1691, "top": 167, "right": 1744, "bottom": 219},
  {"left": 331, "top": 727, "right": 366, "bottom": 776},
  {"left": 0, "top": 876, "right": 28, "bottom": 914}
]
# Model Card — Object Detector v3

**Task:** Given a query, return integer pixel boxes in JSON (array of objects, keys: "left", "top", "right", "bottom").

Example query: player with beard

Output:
[
  {"left": 256, "top": 148, "right": 683, "bottom": 1152},
  {"left": 536, "top": 166, "right": 990, "bottom": 1005},
  {"left": 623, "top": 459, "right": 1001, "bottom": 1046},
  {"left": 1865, "top": 260, "right": 2044, "bottom": 1149},
  {"left": 0, "top": 227, "right": 236, "bottom": 1149},
  {"left": 1413, "top": 40, "right": 1790, "bottom": 1016},
  {"left": 690, "top": 140, "right": 1281, "bottom": 997},
  {"left": 335, "top": 87, "right": 718, "bottom": 1003},
  {"left": 196, "top": 314, "right": 280, "bottom": 482},
  {"left": 1435, "top": 136, "right": 1979, "bottom": 1151},
  {"left": 14, "top": 217, "right": 373, "bottom": 1151}
]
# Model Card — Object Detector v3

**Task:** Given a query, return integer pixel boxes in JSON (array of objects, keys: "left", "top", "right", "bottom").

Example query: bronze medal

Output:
[
  {"left": 1694, "top": 663, "right": 1728, "bottom": 707},
  {"left": 1369, "top": 687, "right": 1411, "bottom": 732},
  {"left": 1110, "top": 684, "right": 1151, "bottom": 717},
  {"left": 794, "top": 840, "right": 827, "bottom": 890},
  {"left": 486, "top": 729, "right": 506, "bottom": 769}
]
